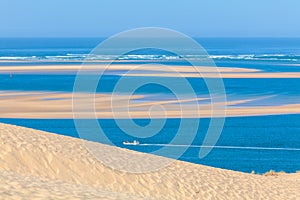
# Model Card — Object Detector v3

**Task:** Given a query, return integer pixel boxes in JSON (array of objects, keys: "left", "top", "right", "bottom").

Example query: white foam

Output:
[{"left": 0, "top": 54, "right": 299, "bottom": 62}]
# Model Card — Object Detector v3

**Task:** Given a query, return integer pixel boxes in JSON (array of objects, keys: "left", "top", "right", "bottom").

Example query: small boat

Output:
[{"left": 123, "top": 140, "right": 139, "bottom": 145}]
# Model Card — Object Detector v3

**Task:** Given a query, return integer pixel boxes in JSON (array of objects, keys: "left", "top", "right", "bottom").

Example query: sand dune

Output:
[
  {"left": 0, "top": 123, "right": 299, "bottom": 199},
  {"left": 0, "top": 170, "right": 140, "bottom": 200}
]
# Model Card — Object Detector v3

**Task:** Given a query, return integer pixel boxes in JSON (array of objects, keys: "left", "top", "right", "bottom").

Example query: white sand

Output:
[{"left": 0, "top": 123, "right": 299, "bottom": 199}]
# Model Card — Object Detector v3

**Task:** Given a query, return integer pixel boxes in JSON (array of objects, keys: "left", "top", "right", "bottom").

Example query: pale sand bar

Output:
[
  {"left": 1, "top": 91, "right": 300, "bottom": 119},
  {"left": 2, "top": 64, "right": 300, "bottom": 78},
  {"left": 0, "top": 123, "right": 299, "bottom": 199},
  {"left": 0, "top": 64, "right": 260, "bottom": 73},
  {"left": 122, "top": 72, "right": 300, "bottom": 78}
]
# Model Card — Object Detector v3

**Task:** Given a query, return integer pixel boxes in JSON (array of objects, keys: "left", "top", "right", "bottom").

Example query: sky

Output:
[{"left": 0, "top": 0, "right": 300, "bottom": 38}]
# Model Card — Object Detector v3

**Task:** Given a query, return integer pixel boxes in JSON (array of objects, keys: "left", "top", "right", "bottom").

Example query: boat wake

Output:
[{"left": 136, "top": 143, "right": 300, "bottom": 151}]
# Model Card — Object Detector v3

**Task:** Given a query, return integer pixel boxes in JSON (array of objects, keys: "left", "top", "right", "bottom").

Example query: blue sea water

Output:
[
  {"left": 0, "top": 115, "right": 299, "bottom": 173},
  {"left": 1, "top": 75, "right": 299, "bottom": 106},
  {"left": 0, "top": 38, "right": 300, "bottom": 173},
  {"left": 1, "top": 38, "right": 300, "bottom": 71}
]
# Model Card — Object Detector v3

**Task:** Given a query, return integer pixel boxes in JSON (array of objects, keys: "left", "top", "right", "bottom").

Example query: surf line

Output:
[{"left": 138, "top": 144, "right": 300, "bottom": 151}]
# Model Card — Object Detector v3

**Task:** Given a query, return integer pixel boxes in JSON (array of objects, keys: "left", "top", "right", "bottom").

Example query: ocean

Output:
[{"left": 0, "top": 38, "right": 300, "bottom": 173}]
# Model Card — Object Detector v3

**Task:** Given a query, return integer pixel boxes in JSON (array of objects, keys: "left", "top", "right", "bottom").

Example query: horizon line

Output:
[{"left": 1, "top": 36, "right": 300, "bottom": 39}]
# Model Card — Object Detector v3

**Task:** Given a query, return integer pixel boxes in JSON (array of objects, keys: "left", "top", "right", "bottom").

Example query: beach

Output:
[{"left": 1, "top": 122, "right": 299, "bottom": 199}]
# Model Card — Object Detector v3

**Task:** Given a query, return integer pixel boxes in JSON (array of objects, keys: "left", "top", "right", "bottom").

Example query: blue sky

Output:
[{"left": 0, "top": 0, "right": 300, "bottom": 37}]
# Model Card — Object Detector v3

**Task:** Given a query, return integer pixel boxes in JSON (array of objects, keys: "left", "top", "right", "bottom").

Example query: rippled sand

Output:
[{"left": 0, "top": 123, "right": 299, "bottom": 199}]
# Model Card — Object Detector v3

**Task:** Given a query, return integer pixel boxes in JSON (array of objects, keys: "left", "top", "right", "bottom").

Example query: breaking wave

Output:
[{"left": 0, "top": 54, "right": 299, "bottom": 62}]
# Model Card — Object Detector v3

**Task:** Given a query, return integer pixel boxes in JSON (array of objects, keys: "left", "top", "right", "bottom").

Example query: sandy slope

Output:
[
  {"left": 0, "top": 123, "right": 299, "bottom": 199},
  {"left": 0, "top": 170, "right": 141, "bottom": 200}
]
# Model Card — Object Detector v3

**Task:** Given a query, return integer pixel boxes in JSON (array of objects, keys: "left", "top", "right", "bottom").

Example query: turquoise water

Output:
[{"left": 1, "top": 38, "right": 300, "bottom": 173}]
